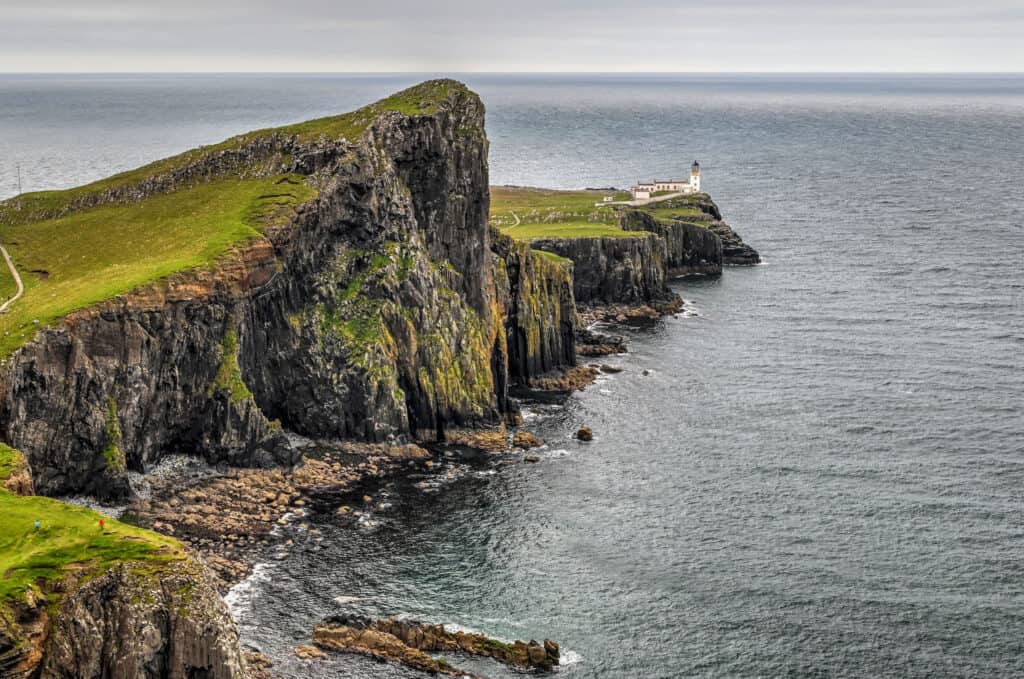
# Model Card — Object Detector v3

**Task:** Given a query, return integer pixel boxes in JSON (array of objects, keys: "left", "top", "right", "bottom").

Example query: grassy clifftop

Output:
[
  {"left": 490, "top": 186, "right": 633, "bottom": 240},
  {"left": 1, "top": 79, "right": 466, "bottom": 225},
  {"left": 0, "top": 80, "right": 469, "bottom": 360},
  {"left": 0, "top": 444, "right": 182, "bottom": 611},
  {"left": 0, "top": 177, "right": 314, "bottom": 358},
  {"left": 490, "top": 186, "right": 717, "bottom": 243}
]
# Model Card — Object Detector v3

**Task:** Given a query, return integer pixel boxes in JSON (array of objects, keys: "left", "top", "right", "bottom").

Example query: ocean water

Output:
[{"left": 2, "top": 74, "right": 1023, "bottom": 677}]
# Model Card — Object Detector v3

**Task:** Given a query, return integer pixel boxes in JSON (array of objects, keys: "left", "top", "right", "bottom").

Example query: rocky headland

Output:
[
  {"left": 0, "top": 80, "right": 757, "bottom": 677},
  {"left": 490, "top": 186, "right": 759, "bottom": 325}
]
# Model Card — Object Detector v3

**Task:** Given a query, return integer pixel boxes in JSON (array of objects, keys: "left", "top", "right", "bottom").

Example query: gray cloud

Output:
[{"left": 0, "top": 0, "right": 1021, "bottom": 71}]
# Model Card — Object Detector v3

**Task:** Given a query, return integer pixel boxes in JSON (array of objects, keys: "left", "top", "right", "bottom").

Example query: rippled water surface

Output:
[{"left": 3, "top": 74, "right": 1023, "bottom": 677}]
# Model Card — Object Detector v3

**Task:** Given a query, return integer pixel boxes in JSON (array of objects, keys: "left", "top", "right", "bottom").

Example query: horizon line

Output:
[{"left": 2, "top": 70, "right": 1023, "bottom": 76}]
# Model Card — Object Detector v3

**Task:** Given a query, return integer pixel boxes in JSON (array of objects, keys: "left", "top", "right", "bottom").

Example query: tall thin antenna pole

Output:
[{"left": 16, "top": 164, "right": 22, "bottom": 195}]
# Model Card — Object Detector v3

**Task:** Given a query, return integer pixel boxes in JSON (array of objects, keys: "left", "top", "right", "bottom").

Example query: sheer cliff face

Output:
[
  {"left": 529, "top": 234, "right": 672, "bottom": 308},
  {"left": 0, "top": 81, "right": 573, "bottom": 500},
  {"left": 243, "top": 93, "right": 501, "bottom": 443},
  {"left": 35, "top": 562, "right": 244, "bottom": 679},
  {"left": 492, "top": 234, "right": 577, "bottom": 383},
  {"left": 620, "top": 210, "right": 723, "bottom": 277}
]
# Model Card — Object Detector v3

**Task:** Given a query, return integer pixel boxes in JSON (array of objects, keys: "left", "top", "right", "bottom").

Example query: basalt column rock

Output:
[
  {"left": 242, "top": 86, "right": 503, "bottom": 443},
  {"left": 36, "top": 561, "right": 245, "bottom": 679},
  {"left": 492, "top": 233, "right": 577, "bottom": 384},
  {"left": 619, "top": 209, "right": 723, "bottom": 277},
  {"left": 530, "top": 234, "right": 676, "bottom": 308}
]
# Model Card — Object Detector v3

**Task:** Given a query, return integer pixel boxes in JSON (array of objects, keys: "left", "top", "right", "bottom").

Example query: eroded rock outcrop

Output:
[
  {"left": 709, "top": 219, "right": 761, "bottom": 265},
  {"left": 638, "top": 194, "right": 759, "bottom": 267},
  {"left": 313, "top": 615, "right": 560, "bottom": 676},
  {"left": 492, "top": 232, "right": 577, "bottom": 384}
]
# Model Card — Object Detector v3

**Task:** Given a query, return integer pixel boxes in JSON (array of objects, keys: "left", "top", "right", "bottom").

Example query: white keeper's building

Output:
[{"left": 631, "top": 161, "right": 701, "bottom": 200}]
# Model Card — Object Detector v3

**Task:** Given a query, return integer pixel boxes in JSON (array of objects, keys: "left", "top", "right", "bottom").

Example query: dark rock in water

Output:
[
  {"left": 313, "top": 616, "right": 560, "bottom": 675},
  {"left": 529, "top": 366, "right": 600, "bottom": 392},
  {"left": 524, "top": 454, "right": 541, "bottom": 463},
  {"left": 576, "top": 426, "right": 594, "bottom": 441},
  {"left": 600, "top": 364, "right": 623, "bottom": 374},
  {"left": 513, "top": 430, "right": 544, "bottom": 449},
  {"left": 581, "top": 299, "right": 683, "bottom": 326},
  {"left": 576, "top": 326, "right": 627, "bottom": 357},
  {"left": 443, "top": 427, "right": 543, "bottom": 452},
  {"left": 708, "top": 220, "right": 761, "bottom": 265}
]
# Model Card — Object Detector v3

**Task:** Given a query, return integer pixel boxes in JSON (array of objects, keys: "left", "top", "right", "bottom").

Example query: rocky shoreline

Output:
[{"left": 127, "top": 443, "right": 429, "bottom": 592}]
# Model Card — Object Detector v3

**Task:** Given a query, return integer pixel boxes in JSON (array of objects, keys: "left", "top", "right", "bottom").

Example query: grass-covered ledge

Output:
[{"left": 0, "top": 443, "right": 183, "bottom": 609}]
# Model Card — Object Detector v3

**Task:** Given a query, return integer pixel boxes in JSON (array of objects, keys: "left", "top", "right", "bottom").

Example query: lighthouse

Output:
[{"left": 690, "top": 160, "right": 701, "bottom": 192}]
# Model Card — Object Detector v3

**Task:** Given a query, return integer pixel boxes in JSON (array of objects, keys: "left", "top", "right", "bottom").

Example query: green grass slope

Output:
[
  {"left": 0, "top": 444, "right": 183, "bottom": 610},
  {"left": 0, "top": 176, "right": 314, "bottom": 358},
  {"left": 490, "top": 186, "right": 636, "bottom": 241},
  {"left": 0, "top": 264, "right": 17, "bottom": 307}
]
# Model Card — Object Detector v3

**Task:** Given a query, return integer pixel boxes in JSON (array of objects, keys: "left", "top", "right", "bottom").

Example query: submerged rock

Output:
[
  {"left": 529, "top": 366, "right": 600, "bottom": 392},
  {"left": 512, "top": 430, "right": 544, "bottom": 449},
  {"left": 294, "top": 644, "right": 327, "bottom": 660},
  {"left": 576, "top": 426, "right": 594, "bottom": 441}
]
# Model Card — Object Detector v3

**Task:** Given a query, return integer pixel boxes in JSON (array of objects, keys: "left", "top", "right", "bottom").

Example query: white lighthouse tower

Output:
[{"left": 690, "top": 160, "right": 701, "bottom": 192}]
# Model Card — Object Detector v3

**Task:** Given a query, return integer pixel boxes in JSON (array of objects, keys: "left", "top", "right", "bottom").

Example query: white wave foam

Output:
[
  {"left": 332, "top": 595, "right": 364, "bottom": 605},
  {"left": 224, "top": 562, "right": 272, "bottom": 619},
  {"left": 56, "top": 495, "right": 127, "bottom": 518},
  {"left": 560, "top": 649, "right": 583, "bottom": 666}
]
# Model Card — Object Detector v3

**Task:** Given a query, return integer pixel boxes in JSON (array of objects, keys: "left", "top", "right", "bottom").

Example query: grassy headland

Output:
[
  {"left": 0, "top": 79, "right": 463, "bottom": 226},
  {"left": 0, "top": 80, "right": 466, "bottom": 360}
]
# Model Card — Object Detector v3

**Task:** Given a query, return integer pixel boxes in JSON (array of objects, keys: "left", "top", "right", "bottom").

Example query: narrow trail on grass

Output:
[
  {"left": 510, "top": 210, "right": 521, "bottom": 226},
  {"left": 0, "top": 245, "right": 25, "bottom": 313}
]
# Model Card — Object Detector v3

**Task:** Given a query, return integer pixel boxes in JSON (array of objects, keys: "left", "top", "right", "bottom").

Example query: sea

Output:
[{"left": 2, "top": 74, "right": 1023, "bottom": 678}]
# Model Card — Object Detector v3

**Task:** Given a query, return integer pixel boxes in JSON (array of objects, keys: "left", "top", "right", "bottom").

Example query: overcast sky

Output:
[{"left": 1, "top": 0, "right": 1022, "bottom": 73}]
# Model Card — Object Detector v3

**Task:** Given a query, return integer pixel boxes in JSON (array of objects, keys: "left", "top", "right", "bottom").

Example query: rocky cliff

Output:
[
  {"left": 530, "top": 234, "right": 673, "bottom": 308},
  {"left": 619, "top": 210, "right": 723, "bottom": 277},
  {"left": 0, "top": 561, "right": 245, "bottom": 679},
  {"left": 653, "top": 194, "right": 760, "bottom": 266},
  {"left": 0, "top": 449, "right": 242, "bottom": 679},
  {"left": 618, "top": 193, "right": 760, "bottom": 273},
  {"left": 492, "top": 233, "right": 577, "bottom": 384},
  {"left": 0, "top": 80, "right": 577, "bottom": 500}
]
